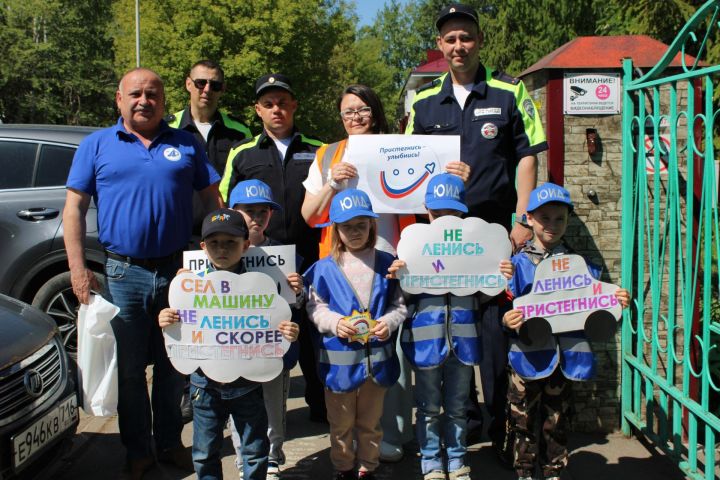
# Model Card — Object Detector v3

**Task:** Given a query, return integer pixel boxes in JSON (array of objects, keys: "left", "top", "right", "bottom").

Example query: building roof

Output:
[
  {"left": 520, "top": 35, "right": 700, "bottom": 77},
  {"left": 414, "top": 50, "right": 449, "bottom": 74}
]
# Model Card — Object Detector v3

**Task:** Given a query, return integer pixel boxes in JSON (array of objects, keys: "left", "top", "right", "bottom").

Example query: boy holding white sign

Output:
[
  {"left": 501, "top": 183, "right": 629, "bottom": 480},
  {"left": 228, "top": 179, "right": 304, "bottom": 480},
  {"left": 159, "top": 208, "right": 299, "bottom": 480},
  {"left": 387, "top": 173, "right": 514, "bottom": 480}
]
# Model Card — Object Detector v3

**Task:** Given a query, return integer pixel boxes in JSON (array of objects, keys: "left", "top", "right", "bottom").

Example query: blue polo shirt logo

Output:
[{"left": 164, "top": 147, "right": 182, "bottom": 161}]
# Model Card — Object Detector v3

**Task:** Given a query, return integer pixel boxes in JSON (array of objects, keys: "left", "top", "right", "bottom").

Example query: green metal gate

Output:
[{"left": 621, "top": 1, "right": 720, "bottom": 479}]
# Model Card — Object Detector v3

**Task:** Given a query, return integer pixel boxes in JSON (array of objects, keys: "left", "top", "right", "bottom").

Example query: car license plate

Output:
[{"left": 11, "top": 394, "right": 78, "bottom": 469}]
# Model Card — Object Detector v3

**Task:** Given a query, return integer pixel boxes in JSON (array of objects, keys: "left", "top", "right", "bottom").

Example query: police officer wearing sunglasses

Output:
[{"left": 167, "top": 60, "right": 252, "bottom": 177}]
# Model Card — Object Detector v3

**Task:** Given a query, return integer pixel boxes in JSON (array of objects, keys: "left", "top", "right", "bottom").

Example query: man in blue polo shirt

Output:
[
  {"left": 406, "top": 3, "right": 549, "bottom": 467},
  {"left": 64, "top": 67, "right": 222, "bottom": 480}
]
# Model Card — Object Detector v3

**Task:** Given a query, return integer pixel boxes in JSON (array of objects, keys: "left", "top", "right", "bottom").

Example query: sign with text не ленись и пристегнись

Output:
[
  {"left": 163, "top": 270, "right": 291, "bottom": 383},
  {"left": 564, "top": 72, "right": 620, "bottom": 115},
  {"left": 395, "top": 215, "right": 511, "bottom": 297}
]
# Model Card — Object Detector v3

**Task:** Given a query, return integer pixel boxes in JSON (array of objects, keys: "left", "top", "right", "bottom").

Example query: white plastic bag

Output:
[{"left": 77, "top": 294, "right": 120, "bottom": 416}]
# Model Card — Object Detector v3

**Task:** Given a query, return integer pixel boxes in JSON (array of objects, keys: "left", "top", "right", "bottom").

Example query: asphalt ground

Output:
[{"left": 44, "top": 366, "right": 689, "bottom": 480}]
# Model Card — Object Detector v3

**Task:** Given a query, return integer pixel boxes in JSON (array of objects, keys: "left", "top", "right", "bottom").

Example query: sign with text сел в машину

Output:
[
  {"left": 164, "top": 270, "right": 291, "bottom": 383},
  {"left": 395, "top": 215, "right": 511, "bottom": 297},
  {"left": 344, "top": 134, "right": 460, "bottom": 214},
  {"left": 183, "top": 244, "right": 297, "bottom": 304}
]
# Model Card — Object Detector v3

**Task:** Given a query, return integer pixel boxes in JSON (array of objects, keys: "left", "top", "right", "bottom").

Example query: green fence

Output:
[{"left": 621, "top": 1, "right": 720, "bottom": 479}]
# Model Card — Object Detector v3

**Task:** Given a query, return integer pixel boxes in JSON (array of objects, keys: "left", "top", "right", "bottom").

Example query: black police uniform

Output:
[
  {"left": 407, "top": 64, "right": 548, "bottom": 458},
  {"left": 407, "top": 65, "right": 548, "bottom": 230},
  {"left": 166, "top": 107, "right": 252, "bottom": 175}
]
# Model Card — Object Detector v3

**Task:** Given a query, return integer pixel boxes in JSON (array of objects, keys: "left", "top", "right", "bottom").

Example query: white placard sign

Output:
[
  {"left": 513, "top": 254, "right": 622, "bottom": 334},
  {"left": 183, "top": 245, "right": 297, "bottom": 304},
  {"left": 164, "top": 271, "right": 291, "bottom": 383},
  {"left": 395, "top": 216, "right": 511, "bottom": 296},
  {"left": 563, "top": 73, "right": 621, "bottom": 115},
  {"left": 344, "top": 134, "right": 460, "bottom": 213}
]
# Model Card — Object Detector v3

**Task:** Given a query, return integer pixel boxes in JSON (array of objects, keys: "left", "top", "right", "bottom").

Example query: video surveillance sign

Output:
[{"left": 564, "top": 72, "right": 620, "bottom": 115}]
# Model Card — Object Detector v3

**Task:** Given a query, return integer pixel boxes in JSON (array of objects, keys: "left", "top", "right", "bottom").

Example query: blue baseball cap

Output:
[
  {"left": 424, "top": 173, "right": 468, "bottom": 213},
  {"left": 526, "top": 182, "right": 574, "bottom": 212},
  {"left": 316, "top": 189, "right": 378, "bottom": 227},
  {"left": 229, "top": 179, "right": 282, "bottom": 211}
]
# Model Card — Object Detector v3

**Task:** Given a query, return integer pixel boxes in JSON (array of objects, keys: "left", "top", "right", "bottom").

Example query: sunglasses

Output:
[{"left": 191, "top": 78, "right": 223, "bottom": 92}]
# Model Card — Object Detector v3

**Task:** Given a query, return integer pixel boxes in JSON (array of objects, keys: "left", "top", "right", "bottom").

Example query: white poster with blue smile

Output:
[{"left": 345, "top": 134, "right": 460, "bottom": 213}]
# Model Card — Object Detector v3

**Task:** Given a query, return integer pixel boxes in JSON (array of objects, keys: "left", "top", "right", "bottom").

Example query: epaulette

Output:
[
  {"left": 491, "top": 70, "right": 520, "bottom": 85},
  {"left": 417, "top": 77, "right": 442, "bottom": 93}
]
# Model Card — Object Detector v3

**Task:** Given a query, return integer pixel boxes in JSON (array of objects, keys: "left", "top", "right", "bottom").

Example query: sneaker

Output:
[
  {"left": 334, "top": 470, "right": 355, "bottom": 480},
  {"left": 379, "top": 441, "right": 403, "bottom": 462},
  {"left": 448, "top": 466, "right": 471, "bottom": 480},
  {"left": 267, "top": 461, "right": 280, "bottom": 480},
  {"left": 423, "top": 470, "right": 446, "bottom": 480}
]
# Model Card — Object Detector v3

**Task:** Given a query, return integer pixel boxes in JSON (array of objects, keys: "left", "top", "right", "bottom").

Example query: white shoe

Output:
[
  {"left": 379, "top": 441, "right": 403, "bottom": 462},
  {"left": 266, "top": 461, "right": 280, "bottom": 480}
]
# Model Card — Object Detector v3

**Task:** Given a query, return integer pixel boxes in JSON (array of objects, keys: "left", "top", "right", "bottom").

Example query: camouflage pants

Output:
[{"left": 507, "top": 368, "right": 571, "bottom": 478}]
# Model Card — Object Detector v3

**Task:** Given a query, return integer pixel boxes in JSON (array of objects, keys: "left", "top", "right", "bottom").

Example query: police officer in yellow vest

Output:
[{"left": 166, "top": 60, "right": 251, "bottom": 176}]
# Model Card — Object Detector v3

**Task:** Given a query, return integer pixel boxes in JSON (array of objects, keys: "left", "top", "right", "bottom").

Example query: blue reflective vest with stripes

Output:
[
  {"left": 509, "top": 246, "right": 601, "bottom": 381},
  {"left": 400, "top": 294, "right": 482, "bottom": 368},
  {"left": 304, "top": 250, "right": 400, "bottom": 393}
]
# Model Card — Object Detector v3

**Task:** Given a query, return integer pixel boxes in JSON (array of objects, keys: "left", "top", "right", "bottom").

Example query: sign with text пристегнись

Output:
[
  {"left": 395, "top": 216, "right": 511, "bottom": 296},
  {"left": 563, "top": 72, "right": 620, "bottom": 115},
  {"left": 183, "top": 244, "right": 297, "bottom": 304},
  {"left": 164, "top": 270, "right": 291, "bottom": 383},
  {"left": 512, "top": 254, "right": 622, "bottom": 337},
  {"left": 344, "top": 134, "right": 460, "bottom": 213}
]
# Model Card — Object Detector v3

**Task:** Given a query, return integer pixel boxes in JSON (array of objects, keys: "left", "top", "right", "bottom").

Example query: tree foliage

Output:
[{"left": 0, "top": 0, "right": 116, "bottom": 124}]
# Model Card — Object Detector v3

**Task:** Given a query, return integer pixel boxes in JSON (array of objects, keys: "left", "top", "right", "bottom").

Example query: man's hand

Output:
[
  {"left": 444, "top": 161, "right": 471, "bottom": 183},
  {"left": 510, "top": 223, "right": 533, "bottom": 253},
  {"left": 70, "top": 268, "right": 100, "bottom": 305}
]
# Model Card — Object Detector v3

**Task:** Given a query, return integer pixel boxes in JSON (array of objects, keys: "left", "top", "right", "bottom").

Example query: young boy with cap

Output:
[
  {"left": 227, "top": 180, "right": 303, "bottom": 480},
  {"left": 159, "top": 208, "right": 297, "bottom": 480},
  {"left": 387, "top": 174, "right": 513, "bottom": 480},
  {"left": 502, "top": 183, "right": 630, "bottom": 480}
]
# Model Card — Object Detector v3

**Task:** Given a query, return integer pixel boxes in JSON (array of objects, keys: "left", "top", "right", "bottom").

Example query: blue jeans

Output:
[
  {"left": 414, "top": 355, "right": 473, "bottom": 474},
  {"left": 192, "top": 385, "right": 269, "bottom": 480},
  {"left": 105, "top": 257, "right": 184, "bottom": 460}
]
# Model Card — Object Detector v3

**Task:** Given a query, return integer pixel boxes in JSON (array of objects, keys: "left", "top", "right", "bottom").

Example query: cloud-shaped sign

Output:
[
  {"left": 513, "top": 254, "right": 621, "bottom": 343},
  {"left": 395, "top": 216, "right": 512, "bottom": 296},
  {"left": 164, "top": 271, "right": 291, "bottom": 383}
]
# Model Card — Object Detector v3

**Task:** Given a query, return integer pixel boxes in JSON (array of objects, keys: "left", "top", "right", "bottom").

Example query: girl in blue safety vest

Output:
[
  {"left": 305, "top": 188, "right": 407, "bottom": 480},
  {"left": 387, "top": 174, "right": 514, "bottom": 480}
]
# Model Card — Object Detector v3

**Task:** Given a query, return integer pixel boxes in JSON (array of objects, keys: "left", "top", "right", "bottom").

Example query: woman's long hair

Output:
[{"left": 337, "top": 84, "right": 389, "bottom": 134}]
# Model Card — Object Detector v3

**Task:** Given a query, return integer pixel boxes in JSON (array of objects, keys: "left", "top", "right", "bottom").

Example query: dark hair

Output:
[
  {"left": 337, "top": 84, "right": 389, "bottom": 134},
  {"left": 190, "top": 60, "right": 224, "bottom": 82}
]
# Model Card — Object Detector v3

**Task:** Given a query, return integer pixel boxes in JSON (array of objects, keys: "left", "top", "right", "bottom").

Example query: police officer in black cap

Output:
[
  {"left": 406, "top": 2, "right": 550, "bottom": 468},
  {"left": 219, "top": 73, "right": 328, "bottom": 422}
]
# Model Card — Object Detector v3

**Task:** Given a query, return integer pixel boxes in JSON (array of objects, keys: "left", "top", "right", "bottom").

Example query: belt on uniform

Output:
[{"left": 105, "top": 249, "right": 182, "bottom": 269}]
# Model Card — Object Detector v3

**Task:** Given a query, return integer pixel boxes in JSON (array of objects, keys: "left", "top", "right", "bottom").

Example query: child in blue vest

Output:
[
  {"left": 502, "top": 183, "right": 630, "bottom": 480},
  {"left": 387, "top": 173, "right": 513, "bottom": 480},
  {"left": 228, "top": 179, "right": 303, "bottom": 480},
  {"left": 304, "top": 189, "right": 407, "bottom": 480},
  {"left": 159, "top": 208, "right": 298, "bottom": 480}
]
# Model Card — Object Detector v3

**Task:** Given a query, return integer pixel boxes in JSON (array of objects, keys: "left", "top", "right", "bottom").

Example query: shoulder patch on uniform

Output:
[
  {"left": 492, "top": 70, "right": 519, "bottom": 85},
  {"left": 417, "top": 77, "right": 442, "bottom": 93}
]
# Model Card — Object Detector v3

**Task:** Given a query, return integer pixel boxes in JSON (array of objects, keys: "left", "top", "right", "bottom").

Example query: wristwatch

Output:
[{"left": 516, "top": 213, "right": 532, "bottom": 229}]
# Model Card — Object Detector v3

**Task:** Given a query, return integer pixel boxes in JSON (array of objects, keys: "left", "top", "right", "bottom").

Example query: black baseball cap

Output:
[
  {"left": 201, "top": 208, "right": 249, "bottom": 240},
  {"left": 255, "top": 73, "right": 294, "bottom": 98},
  {"left": 436, "top": 3, "right": 479, "bottom": 31}
]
